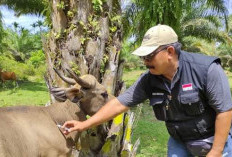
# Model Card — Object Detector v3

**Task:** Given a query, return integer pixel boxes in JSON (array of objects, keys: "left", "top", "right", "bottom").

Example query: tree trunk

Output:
[{"left": 44, "top": 0, "right": 138, "bottom": 156}]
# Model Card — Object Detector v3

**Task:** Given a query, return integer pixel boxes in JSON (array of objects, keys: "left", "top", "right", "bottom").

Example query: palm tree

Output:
[
  {"left": 3, "top": 27, "right": 42, "bottom": 61},
  {"left": 216, "top": 15, "right": 232, "bottom": 69},
  {"left": 123, "top": 0, "right": 228, "bottom": 44},
  {"left": 180, "top": 4, "right": 226, "bottom": 54},
  {"left": 31, "top": 22, "right": 37, "bottom": 34},
  {"left": 12, "top": 21, "right": 19, "bottom": 33},
  {"left": 36, "top": 20, "right": 43, "bottom": 27},
  {"left": 36, "top": 20, "right": 43, "bottom": 34}
]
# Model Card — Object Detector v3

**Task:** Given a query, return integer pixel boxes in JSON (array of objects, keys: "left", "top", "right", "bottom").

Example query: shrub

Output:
[
  {"left": 0, "top": 56, "right": 46, "bottom": 81},
  {"left": 28, "top": 50, "right": 45, "bottom": 68}
]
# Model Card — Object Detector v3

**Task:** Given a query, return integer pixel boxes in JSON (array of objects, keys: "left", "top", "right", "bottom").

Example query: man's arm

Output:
[
  {"left": 206, "top": 62, "right": 232, "bottom": 156},
  {"left": 62, "top": 98, "right": 129, "bottom": 134},
  {"left": 62, "top": 72, "right": 149, "bottom": 134},
  {"left": 207, "top": 110, "right": 232, "bottom": 156}
]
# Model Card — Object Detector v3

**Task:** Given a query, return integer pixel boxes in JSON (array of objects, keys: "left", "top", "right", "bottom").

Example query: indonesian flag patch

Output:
[{"left": 182, "top": 83, "right": 193, "bottom": 91}]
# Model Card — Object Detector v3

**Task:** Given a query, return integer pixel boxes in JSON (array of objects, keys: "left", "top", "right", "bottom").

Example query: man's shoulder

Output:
[
  {"left": 180, "top": 51, "right": 220, "bottom": 65},
  {"left": 134, "top": 70, "right": 156, "bottom": 86},
  {"left": 137, "top": 70, "right": 150, "bottom": 81}
]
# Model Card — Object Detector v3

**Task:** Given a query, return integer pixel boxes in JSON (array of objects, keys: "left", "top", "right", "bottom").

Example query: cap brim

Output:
[{"left": 132, "top": 46, "right": 159, "bottom": 56}]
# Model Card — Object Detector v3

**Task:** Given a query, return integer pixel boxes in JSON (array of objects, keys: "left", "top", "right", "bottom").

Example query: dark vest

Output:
[{"left": 145, "top": 51, "right": 220, "bottom": 142}]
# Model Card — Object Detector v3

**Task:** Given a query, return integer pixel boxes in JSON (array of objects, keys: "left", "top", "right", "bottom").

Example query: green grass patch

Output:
[
  {"left": 131, "top": 104, "right": 169, "bottom": 157},
  {"left": 226, "top": 70, "right": 232, "bottom": 90},
  {"left": 0, "top": 81, "right": 49, "bottom": 107},
  {"left": 122, "top": 69, "right": 146, "bottom": 88}
]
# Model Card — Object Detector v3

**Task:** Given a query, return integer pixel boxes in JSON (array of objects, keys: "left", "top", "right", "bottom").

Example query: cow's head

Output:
[{"left": 53, "top": 69, "right": 114, "bottom": 116}]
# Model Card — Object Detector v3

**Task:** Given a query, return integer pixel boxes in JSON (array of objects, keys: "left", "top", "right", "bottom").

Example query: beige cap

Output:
[{"left": 132, "top": 24, "right": 178, "bottom": 56}]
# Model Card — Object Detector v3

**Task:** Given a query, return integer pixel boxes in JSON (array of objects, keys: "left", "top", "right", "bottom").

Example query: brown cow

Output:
[
  {"left": 0, "top": 69, "right": 17, "bottom": 82},
  {"left": 0, "top": 68, "right": 17, "bottom": 86},
  {"left": 0, "top": 69, "right": 113, "bottom": 157}
]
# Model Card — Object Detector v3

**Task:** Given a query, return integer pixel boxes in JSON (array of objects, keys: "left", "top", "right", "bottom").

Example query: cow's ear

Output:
[
  {"left": 66, "top": 87, "right": 80, "bottom": 103},
  {"left": 50, "top": 87, "right": 67, "bottom": 102}
]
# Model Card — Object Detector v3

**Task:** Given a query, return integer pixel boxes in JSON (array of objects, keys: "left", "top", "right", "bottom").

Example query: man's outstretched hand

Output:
[{"left": 62, "top": 120, "right": 86, "bottom": 135}]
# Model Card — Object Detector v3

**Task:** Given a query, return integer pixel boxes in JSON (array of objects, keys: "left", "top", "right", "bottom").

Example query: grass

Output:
[
  {"left": 122, "top": 69, "right": 146, "bottom": 88},
  {"left": 0, "top": 81, "right": 49, "bottom": 107},
  {"left": 131, "top": 104, "right": 169, "bottom": 157},
  {"left": 227, "top": 71, "right": 232, "bottom": 89}
]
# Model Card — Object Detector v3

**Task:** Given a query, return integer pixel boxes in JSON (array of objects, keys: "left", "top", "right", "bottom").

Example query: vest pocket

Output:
[
  {"left": 180, "top": 92, "right": 205, "bottom": 116},
  {"left": 150, "top": 95, "right": 167, "bottom": 121},
  {"left": 185, "top": 140, "right": 212, "bottom": 156}
]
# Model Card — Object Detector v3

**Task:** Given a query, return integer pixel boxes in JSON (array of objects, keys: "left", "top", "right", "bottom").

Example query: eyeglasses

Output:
[{"left": 140, "top": 46, "right": 168, "bottom": 61}]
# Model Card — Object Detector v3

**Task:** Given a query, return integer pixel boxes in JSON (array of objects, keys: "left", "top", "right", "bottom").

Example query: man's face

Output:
[{"left": 142, "top": 46, "right": 173, "bottom": 75}]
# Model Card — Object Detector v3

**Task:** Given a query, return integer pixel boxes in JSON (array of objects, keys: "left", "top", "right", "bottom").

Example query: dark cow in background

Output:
[{"left": 0, "top": 69, "right": 113, "bottom": 157}]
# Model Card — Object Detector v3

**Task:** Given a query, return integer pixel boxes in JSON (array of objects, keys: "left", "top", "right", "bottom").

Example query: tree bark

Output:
[
  {"left": 45, "top": 0, "right": 123, "bottom": 90},
  {"left": 44, "top": 0, "right": 137, "bottom": 156}
]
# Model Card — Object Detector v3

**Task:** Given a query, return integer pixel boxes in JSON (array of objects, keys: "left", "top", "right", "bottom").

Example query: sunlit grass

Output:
[
  {"left": 122, "top": 69, "right": 146, "bottom": 88},
  {"left": 0, "top": 81, "right": 49, "bottom": 107}
]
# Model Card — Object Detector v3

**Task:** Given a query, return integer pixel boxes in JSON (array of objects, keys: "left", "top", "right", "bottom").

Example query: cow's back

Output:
[
  {"left": 0, "top": 106, "right": 71, "bottom": 157},
  {"left": 0, "top": 108, "right": 38, "bottom": 156}
]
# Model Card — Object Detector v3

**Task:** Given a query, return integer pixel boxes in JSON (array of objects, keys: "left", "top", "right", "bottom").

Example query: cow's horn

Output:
[
  {"left": 53, "top": 68, "right": 76, "bottom": 85},
  {"left": 66, "top": 69, "right": 91, "bottom": 88}
]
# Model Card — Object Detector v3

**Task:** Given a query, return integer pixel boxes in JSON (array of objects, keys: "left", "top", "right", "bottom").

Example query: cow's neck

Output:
[{"left": 44, "top": 100, "right": 86, "bottom": 125}]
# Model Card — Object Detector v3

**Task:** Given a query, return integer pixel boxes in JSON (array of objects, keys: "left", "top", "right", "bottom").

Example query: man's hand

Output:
[
  {"left": 62, "top": 98, "right": 129, "bottom": 135},
  {"left": 62, "top": 120, "right": 87, "bottom": 135},
  {"left": 207, "top": 110, "right": 232, "bottom": 157}
]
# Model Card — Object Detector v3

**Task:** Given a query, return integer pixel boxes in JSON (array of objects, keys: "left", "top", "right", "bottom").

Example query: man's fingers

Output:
[
  {"left": 62, "top": 120, "right": 75, "bottom": 128},
  {"left": 62, "top": 121, "right": 77, "bottom": 135},
  {"left": 63, "top": 130, "right": 69, "bottom": 135}
]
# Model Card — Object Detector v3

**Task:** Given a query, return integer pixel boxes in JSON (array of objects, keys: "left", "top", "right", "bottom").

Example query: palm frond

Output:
[
  {"left": 181, "top": 18, "right": 225, "bottom": 43},
  {"left": 182, "top": 36, "right": 218, "bottom": 56},
  {"left": 0, "top": 0, "right": 46, "bottom": 16}
]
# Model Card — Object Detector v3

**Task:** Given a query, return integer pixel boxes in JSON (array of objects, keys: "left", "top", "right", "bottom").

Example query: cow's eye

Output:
[{"left": 101, "top": 92, "right": 108, "bottom": 98}]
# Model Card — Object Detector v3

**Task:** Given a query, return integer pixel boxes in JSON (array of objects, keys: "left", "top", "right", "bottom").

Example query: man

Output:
[{"left": 62, "top": 25, "right": 232, "bottom": 156}]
